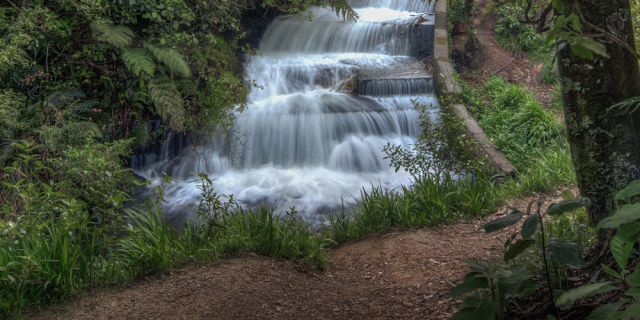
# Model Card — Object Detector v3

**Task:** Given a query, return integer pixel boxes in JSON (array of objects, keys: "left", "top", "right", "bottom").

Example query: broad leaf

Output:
[
  {"left": 483, "top": 212, "right": 525, "bottom": 233},
  {"left": 560, "top": 189, "right": 576, "bottom": 200},
  {"left": 448, "top": 272, "right": 489, "bottom": 297},
  {"left": 625, "top": 287, "right": 640, "bottom": 296},
  {"left": 587, "top": 302, "right": 624, "bottom": 320},
  {"left": 552, "top": 0, "right": 564, "bottom": 13},
  {"left": 611, "top": 237, "right": 633, "bottom": 271},
  {"left": 546, "top": 198, "right": 591, "bottom": 217},
  {"left": 504, "top": 239, "right": 535, "bottom": 261},
  {"left": 458, "top": 297, "right": 482, "bottom": 310},
  {"left": 622, "top": 303, "right": 640, "bottom": 320},
  {"left": 465, "top": 258, "right": 492, "bottom": 273},
  {"left": 521, "top": 214, "right": 539, "bottom": 239},
  {"left": 517, "top": 279, "right": 540, "bottom": 296},
  {"left": 548, "top": 315, "right": 558, "bottom": 320},
  {"left": 472, "top": 301, "right": 496, "bottom": 320},
  {"left": 497, "top": 271, "right": 533, "bottom": 296},
  {"left": 615, "top": 222, "right": 640, "bottom": 243},
  {"left": 598, "top": 203, "right": 640, "bottom": 230},
  {"left": 615, "top": 180, "right": 640, "bottom": 203},
  {"left": 555, "top": 282, "right": 613, "bottom": 308},
  {"left": 450, "top": 308, "right": 476, "bottom": 320},
  {"left": 601, "top": 263, "right": 622, "bottom": 280},
  {"left": 627, "top": 272, "right": 640, "bottom": 287},
  {"left": 546, "top": 238, "right": 586, "bottom": 268}
]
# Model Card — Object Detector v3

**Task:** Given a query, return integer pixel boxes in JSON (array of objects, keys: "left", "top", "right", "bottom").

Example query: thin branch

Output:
[
  {"left": 574, "top": 2, "right": 640, "bottom": 60},
  {"left": 6, "top": 0, "right": 24, "bottom": 12}
]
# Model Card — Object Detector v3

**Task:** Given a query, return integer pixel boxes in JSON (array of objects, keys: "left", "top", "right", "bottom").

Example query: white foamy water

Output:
[{"left": 134, "top": 0, "right": 438, "bottom": 226}]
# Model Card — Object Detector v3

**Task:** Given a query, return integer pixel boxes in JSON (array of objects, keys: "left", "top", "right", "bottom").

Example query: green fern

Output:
[
  {"left": 149, "top": 76, "right": 186, "bottom": 131},
  {"left": 91, "top": 22, "right": 134, "bottom": 48},
  {"left": 326, "top": 0, "right": 358, "bottom": 22},
  {"left": 144, "top": 42, "right": 192, "bottom": 78},
  {"left": 48, "top": 87, "right": 85, "bottom": 107},
  {"left": 122, "top": 48, "right": 156, "bottom": 77},
  {"left": 130, "top": 121, "right": 152, "bottom": 148}
]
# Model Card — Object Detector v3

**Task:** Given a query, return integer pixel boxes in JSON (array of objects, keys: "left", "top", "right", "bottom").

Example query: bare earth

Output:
[{"left": 29, "top": 189, "right": 576, "bottom": 320}]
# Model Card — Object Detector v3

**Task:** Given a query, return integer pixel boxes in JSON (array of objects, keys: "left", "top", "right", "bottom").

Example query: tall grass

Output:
[{"left": 331, "top": 173, "right": 500, "bottom": 243}]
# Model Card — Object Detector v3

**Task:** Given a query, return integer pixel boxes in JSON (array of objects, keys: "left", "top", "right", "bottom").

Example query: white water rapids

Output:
[{"left": 134, "top": 0, "right": 439, "bottom": 226}]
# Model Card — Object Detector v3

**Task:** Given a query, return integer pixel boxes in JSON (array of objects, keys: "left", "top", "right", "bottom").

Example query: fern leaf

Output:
[
  {"left": 131, "top": 121, "right": 152, "bottom": 148},
  {"left": 326, "top": 0, "right": 358, "bottom": 22},
  {"left": 70, "top": 99, "right": 99, "bottom": 113},
  {"left": 149, "top": 76, "right": 186, "bottom": 131},
  {"left": 122, "top": 48, "right": 156, "bottom": 77},
  {"left": 144, "top": 42, "right": 192, "bottom": 78},
  {"left": 48, "top": 87, "right": 85, "bottom": 107},
  {"left": 91, "top": 22, "right": 134, "bottom": 48}
]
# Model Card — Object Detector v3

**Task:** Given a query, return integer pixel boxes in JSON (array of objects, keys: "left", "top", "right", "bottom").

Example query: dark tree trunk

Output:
[{"left": 557, "top": 0, "right": 640, "bottom": 228}]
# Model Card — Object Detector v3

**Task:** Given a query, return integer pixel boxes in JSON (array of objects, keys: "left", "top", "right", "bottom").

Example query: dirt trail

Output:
[
  {"left": 29, "top": 188, "right": 577, "bottom": 320},
  {"left": 30, "top": 219, "right": 505, "bottom": 320},
  {"left": 460, "top": 0, "right": 556, "bottom": 107}
]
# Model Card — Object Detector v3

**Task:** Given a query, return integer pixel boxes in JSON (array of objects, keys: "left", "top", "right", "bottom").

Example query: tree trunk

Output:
[
  {"left": 557, "top": 0, "right": 640, "bottom": 228},
  {"left": 462, "top": 0, "right": 483, "bottom": 69}
]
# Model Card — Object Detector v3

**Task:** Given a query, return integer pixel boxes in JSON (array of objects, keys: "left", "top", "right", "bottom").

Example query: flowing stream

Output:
[{"left": 133, "top": 0, "right": 439, "bottom": 226}]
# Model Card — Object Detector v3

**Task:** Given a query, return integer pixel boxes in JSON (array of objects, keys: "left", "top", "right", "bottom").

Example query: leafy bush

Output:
[{"left": 495, "top": 5, "right": 554, "bottom": 61}]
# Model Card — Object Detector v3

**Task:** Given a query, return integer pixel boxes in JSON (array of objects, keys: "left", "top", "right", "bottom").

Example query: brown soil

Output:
[{"left": 28, "top": 188, "right": 578, "bottom": 320}]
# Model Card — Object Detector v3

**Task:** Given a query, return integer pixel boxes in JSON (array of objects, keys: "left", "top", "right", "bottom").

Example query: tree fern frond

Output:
[
  {"left": 48, "top": 87, "right": 85, "bottom": 106},
  {"left": 175, "top": 78, "right": 195, "bottom": 92},
  {"left": 149, "top": 76, "right": 186, "bottom": 131},
  {"left": 91, "top": 22, "right": 134, "bottom": 48},
  {"left": 144, "top": 42, "right": 192, "bottom": 78},
  {"left": 326, "top": 0, "right": 358, "bottom": 22},
  {"left": 122, "top": 48, "right": 156, "bottom": 77},
  {"left": 70, "top": 99, "right": 100, "bottom": 113},
  {"left": 131, "top": 121, "right": 152, "bottom": 148}
]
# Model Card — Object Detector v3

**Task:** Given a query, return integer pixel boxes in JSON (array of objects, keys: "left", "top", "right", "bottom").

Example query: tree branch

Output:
[{"left": 574, "top": 2, "right": 640, "bottom": 60}]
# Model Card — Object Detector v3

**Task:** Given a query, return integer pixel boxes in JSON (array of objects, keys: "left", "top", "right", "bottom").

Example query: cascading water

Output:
[{"left": 134, "top": 0, "right": 439, "bottom": 226}]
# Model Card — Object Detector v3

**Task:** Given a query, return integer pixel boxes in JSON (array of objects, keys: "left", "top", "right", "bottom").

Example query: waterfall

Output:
[{"left": 134, "top": 0, "right": 438, "bottom": 226}]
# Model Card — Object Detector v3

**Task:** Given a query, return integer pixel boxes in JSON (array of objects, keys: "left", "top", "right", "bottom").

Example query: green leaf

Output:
[
  {"left": 602, "top": 263, "right": 622, "bottom": 280},
  {"left": 561, "top": 190, "right": 576, "bottom": 200},
  {"left": 622, "top": 303, "right": 640, "bottom": 320},
  {"left": 548, "top": 315, "right": 558, "bottom": 320},
  {"left": 545, "top": 238, "right": 586, "bottom": 268},
  {"left": 615, "top": 223, "right": 640, "bottom": 243},
  {"left": 472, "top": 301, "right": 496, "bottom": 320},
  {"left": 627, "top": 272, "right": 640, "bottom": 287},
  {"left": 517, "top": 279, "right": 540, "bottom": 296},
  {"left": 448, "top": 272, "right": 489, "bottom": 297},
  {"left": 505, "top": 239, "right": 535, "bottom": 261},
  {"left": 450, "top": 308, "right": 476, "bottom": 320},
  {"left": 465, "top": 258, "right": 492, "bottom": 273},
  {"left": 615, "top": 181, "right": 640, "bottom": 203},
  {"left": 521, "top": 215, "right": 539, "bottom": 239},
  {"left": 458, "top": 297, "right": 482, "bottom": 310},
  {"left": 122, "top": 48, "right": 156, "bottom": 77},
  {"left": 483, "top": 212, "right": 525, "bottom": 233},
  {"left": 598, "top": 203, "right": 640, "bottom": 230},
  {"left": 546, "top": 198, "right": 591, "bottom": 216},
  {"left": 588, "top": 302, "right": 624, "bottom": 320},
  {"left": 570, "top": 42, "right": 594, "bottom": 60},
  {"left": 578, "top": 37, "right": 609, "bottom": 59},
  {"left": 497, "top": 270, "right": 533, "bottom": 296},
  {"left": 611, "top": 237, "right": 633, "bottom": 270},
  {"left": 552, "top": 0, "right": 564, "bottom": 13},
  {"left": 555, "top": 282, "right": 613, "bottom": 308},
  {"left": 625, "top": 287, "right": 640, "bottom": 296}
]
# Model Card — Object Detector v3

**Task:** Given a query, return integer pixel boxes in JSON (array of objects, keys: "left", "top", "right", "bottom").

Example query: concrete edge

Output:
[{"left": 432, "top": 0, "right": 516, "bottom": 177}]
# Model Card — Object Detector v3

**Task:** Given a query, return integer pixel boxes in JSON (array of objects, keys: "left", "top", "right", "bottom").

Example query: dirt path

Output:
[
  {"left": 28, "top": 189, "right": 578, "bottom": 320},
  {"left": 463, "top": 0, "right": 556, "bottom": 107}
]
